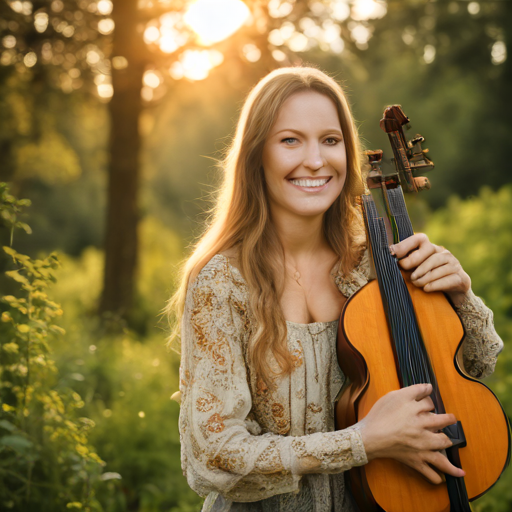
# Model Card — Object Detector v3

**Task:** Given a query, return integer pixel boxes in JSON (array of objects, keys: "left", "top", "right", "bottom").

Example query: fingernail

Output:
[
  {"left": 411, "top": 272, "right": 417, "bottom": 280},
  {"left": 389, "top": 245, "right": 396, "bottom": 255}
]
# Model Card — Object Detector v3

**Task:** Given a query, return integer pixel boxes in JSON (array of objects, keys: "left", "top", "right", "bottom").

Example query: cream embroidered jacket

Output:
[{"left": 178, "top": 252, "right": 503, "bottom": 504}]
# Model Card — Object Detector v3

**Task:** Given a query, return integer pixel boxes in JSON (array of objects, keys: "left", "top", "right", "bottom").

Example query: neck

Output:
[{"left": 270, "top": 206, "right": 329, "bottom": 264}]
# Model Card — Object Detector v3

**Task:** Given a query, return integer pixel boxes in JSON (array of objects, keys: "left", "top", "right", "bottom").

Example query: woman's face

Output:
[{"left": 262, "top": 90, "right": 347, "bottom": 220}]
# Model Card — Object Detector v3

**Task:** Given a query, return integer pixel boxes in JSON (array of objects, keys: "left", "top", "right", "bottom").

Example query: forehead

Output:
[{"left": 271, "top": 90, "right": 341, "bottom": 132}]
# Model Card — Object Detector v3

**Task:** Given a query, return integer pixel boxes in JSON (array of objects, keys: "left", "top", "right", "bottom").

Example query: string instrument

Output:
[{"left": 335, "top": 105, "right": 511, "bottom": 512}]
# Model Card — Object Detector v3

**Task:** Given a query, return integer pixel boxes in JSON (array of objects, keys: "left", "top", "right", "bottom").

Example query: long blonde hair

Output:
[{"left": 166, "top": 66, "right": 366, "bottom": 387}]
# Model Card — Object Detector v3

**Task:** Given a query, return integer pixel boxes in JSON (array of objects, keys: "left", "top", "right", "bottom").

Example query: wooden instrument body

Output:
[{"left": 335, "top": 272, "right": 510, "bottom": 512}]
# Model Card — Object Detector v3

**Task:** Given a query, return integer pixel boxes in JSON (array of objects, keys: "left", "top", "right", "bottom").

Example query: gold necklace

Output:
[{"left": 285, "top": 260, "right": 315, "bottom": 295}]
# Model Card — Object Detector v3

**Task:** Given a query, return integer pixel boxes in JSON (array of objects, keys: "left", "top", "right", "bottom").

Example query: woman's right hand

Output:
[{"left": 358, "top": 383, "right": 465, "bottom": 484}]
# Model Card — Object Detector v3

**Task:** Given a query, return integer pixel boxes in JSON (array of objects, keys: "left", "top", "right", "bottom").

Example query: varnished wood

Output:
[{"left": 336, "top": 273, "right": 510, "bottom": 512}]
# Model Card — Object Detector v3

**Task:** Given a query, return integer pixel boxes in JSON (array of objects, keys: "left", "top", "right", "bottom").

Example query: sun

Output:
[{"left": 184, "top": 0, "right": 251, "bottom": 46}]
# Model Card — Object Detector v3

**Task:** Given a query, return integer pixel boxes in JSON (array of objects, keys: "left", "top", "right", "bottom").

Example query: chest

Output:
[{"left": 280, "top": 271, "right": 347, "bottom": 324}]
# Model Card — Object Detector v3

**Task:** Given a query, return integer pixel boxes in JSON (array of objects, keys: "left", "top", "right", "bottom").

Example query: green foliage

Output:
[
  {"left": 0, "top": 183, "right": 105, "bottom": 511},
  {"left": 14, "top": 129, "right": 82, "bottom": 184},
  {"left": 426, "top": 184, "right": 512, "bottom": 511},
  {"left": 46, "top": 216, "right": 201, "bottom": 511}
]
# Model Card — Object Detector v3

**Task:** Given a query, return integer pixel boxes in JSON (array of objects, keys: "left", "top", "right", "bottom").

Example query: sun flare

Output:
[{"left": 184, "top": 0, "right": 251, "bottom": 45}]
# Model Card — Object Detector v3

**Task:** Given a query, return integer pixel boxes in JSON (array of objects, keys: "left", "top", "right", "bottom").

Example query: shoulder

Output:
[
  {"left": 184, "top": 254, "right": 251, "bottom": 342},
  {"left": 334, "top": 248, "right": 372, "bottom": 298},
  {"left": 187, "top": 253, "right": 249, "bottom": 313}
]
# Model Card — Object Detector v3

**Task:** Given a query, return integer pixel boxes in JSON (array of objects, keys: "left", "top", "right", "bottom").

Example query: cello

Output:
[{"left": 335, "top": 105, "right": 511, "bottom": 512}]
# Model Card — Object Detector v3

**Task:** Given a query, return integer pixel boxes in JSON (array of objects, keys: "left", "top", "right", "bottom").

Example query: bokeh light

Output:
[
  {"left": 268, "top": 0, "right": 295, "bottom": 18},
  {"left": 491, "top": 41, "right": 507, "bottom": 65},
  {"left": 351, "top": 0, "right": 387, "bottom": 21},
  {"left": 170, "top": 49, "right": 224, "bottom": 81},
  {"left": 423, "top": 44, "right": 436, "bottom": 64},
  {"left": 23, "top": 51, "right": 37, "bottom": 67},
  {"left": 112, "top": 56, "right": 128, "bottom": 69},
  {"left": 242, "top": 44, "right": 261, "bottom": 62},
  {"left": 143, "top": 70, "right": 162, "bottom": 88},
  {"left": 34, "top": 13, "right": 49, "bottom": 33},
  {"left": 97, "top": 0, "right": 113, "bottom": 15}
]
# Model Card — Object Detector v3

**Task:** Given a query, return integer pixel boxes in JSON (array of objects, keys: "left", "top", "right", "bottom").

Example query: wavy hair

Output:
[{"left": 165, "top": 66, "right": 366, "bottom": 387}]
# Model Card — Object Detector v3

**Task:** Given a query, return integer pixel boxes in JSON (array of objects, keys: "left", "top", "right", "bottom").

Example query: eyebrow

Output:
[{"left": 273, "top": 128, "right": 343, "bottom": 137}]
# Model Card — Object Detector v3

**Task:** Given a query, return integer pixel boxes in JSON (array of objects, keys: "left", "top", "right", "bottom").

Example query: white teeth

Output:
[{"left": 289, "top": 178, "right": 329, "bottom": 188}]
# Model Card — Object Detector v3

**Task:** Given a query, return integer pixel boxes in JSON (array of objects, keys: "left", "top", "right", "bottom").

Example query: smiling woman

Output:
[
  {"left": 166, "top": 66, "right": 503, "bottom": 512},
  {"left": 262, "top": 91, "right": 347, "bottom": 219}
]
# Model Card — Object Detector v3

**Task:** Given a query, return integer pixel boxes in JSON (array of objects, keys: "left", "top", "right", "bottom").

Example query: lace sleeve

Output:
[
  {"left": 179, "top": 257, "right": 368, "bottom": 502},
  {"left": 453, "top": 289, "right": 504, "bottom": 379}
]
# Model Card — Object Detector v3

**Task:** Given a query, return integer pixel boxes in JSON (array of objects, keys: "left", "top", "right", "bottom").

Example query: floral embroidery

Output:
[
  {"left": 271, "top": 402, "right": 285, "bottom": 418},
  {"left": 307, "top": 403, "right": 323, "bottom": 414},
  {"left": 290, "top": 346, "right": 304, "bottom": 368},
  {"left": 196, "top": 391, "right": 219, "bottom": 413},
  {"left": 205, "top": 413, "right": 225, "bottom": 433}
]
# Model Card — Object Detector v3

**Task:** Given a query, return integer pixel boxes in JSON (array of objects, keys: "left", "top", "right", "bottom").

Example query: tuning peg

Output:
[{"left": 413, "top": 177, "right": 430, "bottom": 191}]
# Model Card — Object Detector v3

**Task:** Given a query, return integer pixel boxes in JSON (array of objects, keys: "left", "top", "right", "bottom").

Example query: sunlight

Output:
[
  {"left": 351, "top": 0, "right": 387, "bottom": 21},
  {"left": 170, "top": 49, "right": 224, "bottom": 81},
  {"left": 184, "top": 0, "right": 250, "bottom": 45}
]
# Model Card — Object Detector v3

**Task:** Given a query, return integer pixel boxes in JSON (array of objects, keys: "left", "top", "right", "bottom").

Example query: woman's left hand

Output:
[{"left": 390, "top": 233, "right": 471, "bottom": 307}]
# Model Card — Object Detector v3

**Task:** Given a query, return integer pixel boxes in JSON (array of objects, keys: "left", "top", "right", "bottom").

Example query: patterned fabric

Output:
[{"left": 178, "top": 252, "right": 503, "bottom": 512}]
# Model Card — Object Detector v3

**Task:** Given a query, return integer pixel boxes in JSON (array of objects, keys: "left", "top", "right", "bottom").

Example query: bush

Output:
[
  {"left": 426, "top": 184, "right": 512, "bottom": 512},
  {"left": 0, "top": 183, "right": 105, "bottom": 511}
]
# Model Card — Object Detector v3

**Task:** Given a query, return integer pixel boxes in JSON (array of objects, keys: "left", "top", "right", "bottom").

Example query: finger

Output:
[
  {"left": 416, "top": 395, "right": 435, "bottom": 413},
  {"left": 413, "top": 459, "right": 445, "bottom": 485},
  {"left": 424, "top": 451, "right": 466, "bottom": 479},
  {"left": 397, "top": 242, "right": 437, "bottom": 271},
  {"left": 423, "top": 274, "right": 467, "bottom": 293},
  {"left": 412, "top": 263, "right": 459, "bottom": 288},
  {"left": 410, "top": 252, "right": 453, "bottom": 282},
  {"left": 424, "top": 413, "right": 458, "bottom": 431},
  {"left": 402, "top": 383, "right": 433, "bottom": 401},
  {"left": 419, "top": 431, "right": 454, "bottom": 452},
  {"left": 390, "top": 233, "right": 428, "bottom": 259}
]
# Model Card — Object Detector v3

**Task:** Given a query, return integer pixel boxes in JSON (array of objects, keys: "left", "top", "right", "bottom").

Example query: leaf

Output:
[
  {"left": 17, "top": 222, "right": 32, "bottom": 234},
  {"left": 5, "top": 270, "right": 29, "bottom": 286},
  {"left": 100, "top": 472, "right": 122, "bottom": 481},
  {"left": 2, "top": 246, "right": 17, "bottom": 257},
  {"left": 49, "top": 325, "right": 66, "bottom": 335},
  {"left": 0, "top": 420, "right": 16, "bottom": 432},
  {"left": 17, "top": 324, "right": 30, "bottom": 333},
  {"left": 2, "top": 342, "right": 19, "bottom": 354},
  {"left": 0, "top": 435, "right": 33, "bottom": 453}
]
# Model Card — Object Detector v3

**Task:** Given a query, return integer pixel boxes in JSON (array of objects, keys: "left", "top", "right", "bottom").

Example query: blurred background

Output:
[{"left": 0, "top": 0, "right": 511, "bottom": 510}]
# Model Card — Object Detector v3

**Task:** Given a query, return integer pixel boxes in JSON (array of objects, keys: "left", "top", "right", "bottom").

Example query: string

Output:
[{"left": 363, "top": 189, "right": 472, "bottom": 512}]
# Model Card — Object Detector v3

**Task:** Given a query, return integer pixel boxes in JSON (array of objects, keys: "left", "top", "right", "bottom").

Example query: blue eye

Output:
[{"left": 281, "top": 137, "right": 298, "bottom": 144}]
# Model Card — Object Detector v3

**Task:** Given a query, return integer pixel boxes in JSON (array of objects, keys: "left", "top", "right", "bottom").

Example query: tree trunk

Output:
[{"left": 99, "top": 0, "right": 145, "bottom": 318}]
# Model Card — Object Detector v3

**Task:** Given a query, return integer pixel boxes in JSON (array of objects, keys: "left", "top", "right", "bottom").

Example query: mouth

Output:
[{"left": 287, "top": 176, "right": 333, "bottom": 191}]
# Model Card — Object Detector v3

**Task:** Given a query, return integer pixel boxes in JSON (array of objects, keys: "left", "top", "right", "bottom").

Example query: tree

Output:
[{"left": 3, "top": 0, "right": 510, "bottom": 322}]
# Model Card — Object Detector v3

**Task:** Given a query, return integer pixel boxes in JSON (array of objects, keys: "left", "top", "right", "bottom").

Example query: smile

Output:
[{"left": 288, "top": 176, "right": 332, "bottom": 190}]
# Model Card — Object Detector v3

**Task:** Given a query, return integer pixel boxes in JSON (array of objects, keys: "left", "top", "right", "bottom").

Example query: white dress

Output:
[{"left": 178, "top": 253, "right": 503, "bottom": 512}]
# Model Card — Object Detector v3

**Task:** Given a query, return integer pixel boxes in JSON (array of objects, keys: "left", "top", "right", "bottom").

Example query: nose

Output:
[{"left": 303, "top": 142, "right": 324, "bottom": 171}]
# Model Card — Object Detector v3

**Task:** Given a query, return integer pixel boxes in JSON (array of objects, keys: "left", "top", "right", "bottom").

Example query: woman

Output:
[{"left": 167, "top": 67, "right": 503, "bottom": 512}]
